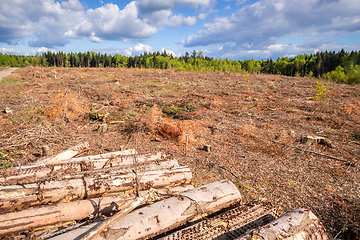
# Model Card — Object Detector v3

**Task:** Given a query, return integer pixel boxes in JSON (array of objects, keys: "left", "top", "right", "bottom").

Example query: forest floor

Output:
[{"left": 0, "top": 67, "right": 359, "bottom": 239}]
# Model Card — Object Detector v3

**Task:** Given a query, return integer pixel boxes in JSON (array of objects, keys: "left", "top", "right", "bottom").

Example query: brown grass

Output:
[{"left": 43, "top": 91, "right": 89, "bottom": 121}]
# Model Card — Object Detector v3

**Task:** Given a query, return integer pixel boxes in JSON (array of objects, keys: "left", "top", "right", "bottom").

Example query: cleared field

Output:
[{"left": 0, "top": 67, "right": 359, "bottom": 239}]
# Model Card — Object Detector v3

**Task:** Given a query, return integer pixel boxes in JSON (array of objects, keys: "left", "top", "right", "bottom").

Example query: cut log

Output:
[
  {"left": 0, "top": 151, "right": 165, "bottom": 186},
  {"left": 0, "top": 166, "right": 192, "bottom": 212},
  {"left": 159, "top": 199, "right": 278, "bottom": 240},
  {"left": 52, "top": 180, "right": 241, "bottom": 240},
  {"left": 37, "top": 142, "right": 90, "bottom": 164},
  {"left": 235, "top": 208, "right": 329, "bottom": 240},
  {"left": 0, "top": 185, "right": 193, "bottom": 236}
]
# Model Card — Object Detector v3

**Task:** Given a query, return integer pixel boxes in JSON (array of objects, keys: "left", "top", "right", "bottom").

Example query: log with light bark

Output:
[
  {"left": 0, "top": 151, "right": 166, "bottom": 186},
  {"left": 51, "top": 180, "right": 242, "bottom": 240},
  {"left": 235, "top": 208, "right": 329, "bottom": 240},
  {"left": 159, "top": 199, "right": 278, "bottom": 240},
  {"left": 36, "top": 142, "right": 91, "bottom": 165},
  {"left": 0, "top": 165, "right": 192, "bottom": 212},
  {"left": 0, "top": 185, "right": 193, "bottom": 236}
]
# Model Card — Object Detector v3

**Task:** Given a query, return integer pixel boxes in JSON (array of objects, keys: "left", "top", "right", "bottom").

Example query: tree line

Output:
[{"left": 0, "top": 49, "right": 359, "bottom": 84}]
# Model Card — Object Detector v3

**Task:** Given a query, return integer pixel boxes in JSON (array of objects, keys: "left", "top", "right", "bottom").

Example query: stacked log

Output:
[
  {"left": 0, "top": 185, "right": 193, "bottom": 236},
  {"left": 0, "top": 146, "right": 192, "bottom": 237},
  {"left": 235, "top": 208, "right": 329, "bottom": 240},
  {"left": 159, "top": 199, "right": 278, "bottom": 240},
  {"left": 50, "top": 180, "right": 243, "bottom": 240},
  {"left": 0, "top": 143, "right": 330, "bottom": 239}
]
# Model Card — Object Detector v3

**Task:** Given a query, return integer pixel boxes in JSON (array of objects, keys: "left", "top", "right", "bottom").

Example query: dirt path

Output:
[{"left": 0, "top": 68, "right": 19, "bottom": 81}]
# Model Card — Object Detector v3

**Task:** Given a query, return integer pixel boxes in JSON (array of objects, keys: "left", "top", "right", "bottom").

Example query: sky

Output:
[{"left": 0, "top": 0, "right": 359, "bottom": 60}]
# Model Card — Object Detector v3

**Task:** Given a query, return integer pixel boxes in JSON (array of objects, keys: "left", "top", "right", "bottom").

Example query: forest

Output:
[{"left": 0, "top": 49, "right": 359, "bottom": 84}]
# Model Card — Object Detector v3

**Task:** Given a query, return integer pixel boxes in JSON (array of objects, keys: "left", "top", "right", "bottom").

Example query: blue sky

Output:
[{"left": 0, "top": 0, "right": 359, "bottom": 60}]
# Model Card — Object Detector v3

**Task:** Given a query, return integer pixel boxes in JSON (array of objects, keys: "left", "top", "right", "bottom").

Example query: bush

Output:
[{"left": 312, "top": 81, "right": 332, "bottom": 101}]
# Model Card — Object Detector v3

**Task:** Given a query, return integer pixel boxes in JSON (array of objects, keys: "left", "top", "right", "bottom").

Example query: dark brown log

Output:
[
  {"left": 235, "top": 208, "right": 329, "bottom": 240},
  {"left": 0, "top": 166, "right": 192, "bottom": 212},
  {"left": 0, "top": 185, "right": 193, "bottom": 236}
]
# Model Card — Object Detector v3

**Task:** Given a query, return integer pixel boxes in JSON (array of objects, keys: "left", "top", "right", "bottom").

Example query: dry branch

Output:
[
  {"left": 0, "top": 185, "right": 193, "bottom": 236},
  {"left": 235, "top": 208, "right": 329, "bottom": 240}
]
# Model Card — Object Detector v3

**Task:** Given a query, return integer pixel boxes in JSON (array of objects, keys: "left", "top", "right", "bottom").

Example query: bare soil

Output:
[
  {"left": 0, "top": 68, "right": 18, "bottom": 82},
  {"left": 0, "top": 67, "right": 359, "bottom": 239}
]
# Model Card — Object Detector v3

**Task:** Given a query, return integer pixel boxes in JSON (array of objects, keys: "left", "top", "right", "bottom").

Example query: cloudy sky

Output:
[{"left": 0, "top": 0, "right": 359, "bottom": 60}]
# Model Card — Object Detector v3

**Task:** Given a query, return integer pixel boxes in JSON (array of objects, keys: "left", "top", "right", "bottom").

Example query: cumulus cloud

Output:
[
  {"left": 0, "top": 0, "right": 212, "bottom": 48},
  {"left": 137, "top": 0, "right": 216, "bottom": 12},
  {"left": 0, "top": 0, "right": 85, "bottom": 47},
  {"left": 198, "top": 13, "right": 208, "bottom": 20},
  {"left": 168, "top": 15, "right": 197, "bottom": 27},
  {"left": 183, "top": 0, "right": 360, "bottom": 58},
  {"left": 66, "top": 2, "right": 161, "bottom": 42},
  {"left": 132, "top": 43, "right": 153, "bottom": 53},
  {"left": 0, "top": 48, "right": 21, "bottom": 54}
]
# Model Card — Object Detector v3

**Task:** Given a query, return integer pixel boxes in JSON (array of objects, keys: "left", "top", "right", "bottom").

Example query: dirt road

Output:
[{"left": 0, "top": 68, "right": 18, "bottom": 81}]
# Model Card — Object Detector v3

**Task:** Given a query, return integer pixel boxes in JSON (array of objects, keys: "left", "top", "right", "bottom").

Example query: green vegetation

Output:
[
  {"left": 0, "top": 150, "right": 12, "bottom": 169},
  {"left": 312, "top": 81, "right": 332, "bottom": 101},
  {"left": 1, "top": 49, "right": 359, "bottom": 84}
]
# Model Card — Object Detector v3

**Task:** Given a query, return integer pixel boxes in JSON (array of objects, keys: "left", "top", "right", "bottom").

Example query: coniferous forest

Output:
[{"left": 0, "top": 49, "right": 359, "bottom": 84}]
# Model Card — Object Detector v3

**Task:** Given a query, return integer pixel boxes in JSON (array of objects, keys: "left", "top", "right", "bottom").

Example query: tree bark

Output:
[
  {"left": 235, "top": 208, "right": 329, "bottom": 240},
  {"left": 0, "top": 166, "right": 192, "bottom": 212},
  {"left": 0, "top": 185, "right": 193, "bottom": 236},
  {"left": 159, "top": 199, "right": 278, "bottom": 240},
  {"left": 51, "top": 180, "right": 241, "bottom": 240},
  {"left": 0, "top": 151, "right": 165, "bottom": 186},
  {"left": 36, "top": 142, "right": 90, "bottom": 164}
]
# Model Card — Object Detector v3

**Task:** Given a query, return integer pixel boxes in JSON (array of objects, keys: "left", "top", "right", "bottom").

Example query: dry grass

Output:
[{"left": 43, "top": 91, "right": 89, "bottom": 122}]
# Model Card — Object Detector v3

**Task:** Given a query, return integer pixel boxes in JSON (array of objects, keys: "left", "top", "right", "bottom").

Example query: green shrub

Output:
[{"left": 312, "top": 81, "right": 332, "bottom": 101}]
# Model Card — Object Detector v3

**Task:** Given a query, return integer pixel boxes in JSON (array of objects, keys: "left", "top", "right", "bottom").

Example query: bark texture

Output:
[
  {"left": 0, "top": 165, "right": 192, "bottom": 212},
  {"left": 50, "top": 180, "right": 242, "bottom": 240},
  {"left": 0, "top": 185, "right": 193, "bottom": 236},
  {"left": 235, "top": 208, "right": 329, "bottom": 240}
]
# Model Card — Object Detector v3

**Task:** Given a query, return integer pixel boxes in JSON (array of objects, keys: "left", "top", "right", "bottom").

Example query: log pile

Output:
[{"left": 0, "top": 143, "right": 329, "bottom": 239}]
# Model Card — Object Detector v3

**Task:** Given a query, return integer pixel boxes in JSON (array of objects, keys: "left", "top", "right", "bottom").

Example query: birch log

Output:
[
  {"left": 159, "top": 199, "right": 278, "bottom": 240},
  {"left": 53, "top": 180, "right": 241, "bottom": 240},
  {"left": 235, "top": 208, "right": 329, "bottom": 240},
  {"left": 36, "top": 142, "right": 90, "bottom": 165},
  {"left": 0, "top": 166, "right": 192, "bottom": 212},
  {"left": 0, "top": 185, "right": 193, "bottom": 236},
  {"left": 0, "top": 151, "right": 165, "bottom": 186}
]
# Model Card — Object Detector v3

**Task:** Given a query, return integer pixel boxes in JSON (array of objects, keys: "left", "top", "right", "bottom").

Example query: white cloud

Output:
[
  {"left": 168, "top": 14, "right": 197, "bottom": 27},
  {"left": 0, "top": 0, "right": 85, "bottom": 47},
  {"left": 134, "top": 43, "right": 153, "bottom": 53},
  {"left": 137, "top": 0, "right": 216, "bottom": 12},
  {"left": 126, "top": 43, "right": 153, "bottom": 55},
  {"left": 198, "top": 13, "right": 208, "bottom": 20},
  {"left": 224, "top": 5, "right": 231, "bottom": 10},
  {"left": 160, "top": 48, "right": 181, "bottom": 57},
  {"left": 37, "top": 47, "right": 51, "bottom": 53},
  {"left": 0, "top": 0, "right": 212, "bottom": 49},
  {"left": 0, "top": 48, "right": 21, "bottom": 54},
  {"left": 183, "top": 0, "right": 360, "bottom": 58}
]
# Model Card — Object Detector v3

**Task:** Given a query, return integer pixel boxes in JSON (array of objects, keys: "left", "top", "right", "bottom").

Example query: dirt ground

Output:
[{"left": 0, "top": 67, "right": 359, "bottom": 239}]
